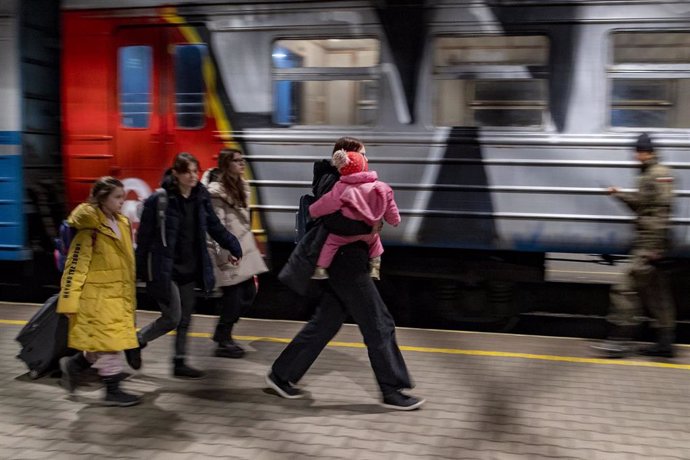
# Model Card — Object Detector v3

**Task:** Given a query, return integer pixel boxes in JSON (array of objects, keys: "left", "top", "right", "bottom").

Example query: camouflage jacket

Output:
[{"left": 614, "top": 158, "right": 674, "bottom": 253}]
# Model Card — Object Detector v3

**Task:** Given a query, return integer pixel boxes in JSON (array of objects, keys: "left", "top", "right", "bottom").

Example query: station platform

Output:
[{"left": 1, "top": 302, "right": 690, "bottom": 460}]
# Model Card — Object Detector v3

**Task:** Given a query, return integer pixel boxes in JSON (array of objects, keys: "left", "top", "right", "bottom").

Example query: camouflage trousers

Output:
[{"left": 608, "top": 252, "right": 675, "bottom": 330}]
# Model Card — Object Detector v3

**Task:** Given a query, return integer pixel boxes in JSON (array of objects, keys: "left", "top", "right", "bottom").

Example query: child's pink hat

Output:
[{"left": 332, "top": 149, "right": 368, "bottom": 176}]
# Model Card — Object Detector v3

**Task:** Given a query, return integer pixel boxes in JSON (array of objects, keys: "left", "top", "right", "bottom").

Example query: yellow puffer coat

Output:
[{"left": 57, "top": 203, "right": 138, "bottom": 352}]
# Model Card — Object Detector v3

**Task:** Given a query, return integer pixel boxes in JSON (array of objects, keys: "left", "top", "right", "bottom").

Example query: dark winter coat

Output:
[
  {"left": 278, "top": 160, "right": 372, "bottom": 295},
  {"left": 136, "top": 171, "right": 242, "bottom": 303}
]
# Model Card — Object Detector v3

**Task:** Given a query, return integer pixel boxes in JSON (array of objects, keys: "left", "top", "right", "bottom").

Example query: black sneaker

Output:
[
  {"left": 382, "top": 391, "right": 425, "bottom": 411},
  {"left": 173, "top": 359, "right": 205, "bottom": 379},
  {"left": 265, "top": 371, "right": 304, "bottom": 399},
  {"left": 214, "top": 342, "right": 246, "bottom": 359}
]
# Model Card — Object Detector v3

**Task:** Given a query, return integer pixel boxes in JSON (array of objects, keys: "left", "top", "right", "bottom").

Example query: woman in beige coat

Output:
[
  {"left": 205, "top": 148, "right": 268, "bottom": 358},
  {"left": 57, "top": 176, "right": 140, "bottom": 406}
]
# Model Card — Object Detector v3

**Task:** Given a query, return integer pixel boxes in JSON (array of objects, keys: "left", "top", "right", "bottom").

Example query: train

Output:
[{"left": 3, "top": 0, "right": 690, "bottom": 324}]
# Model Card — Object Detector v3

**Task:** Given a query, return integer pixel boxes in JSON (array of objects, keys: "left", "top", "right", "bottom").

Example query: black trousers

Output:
[
  {"left": 213, "top": 278, "right": 256, "bottom": 343},
  {"left": 138, "top": 280, "right": 197, "bottom": 359},
  {"left": 271, "top": 243, "right": 413, "bottom": 395}
]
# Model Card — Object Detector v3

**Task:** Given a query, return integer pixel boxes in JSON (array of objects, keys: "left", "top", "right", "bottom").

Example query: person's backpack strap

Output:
[{"left": 154, "top": 188, "right": 168, "bottom": 247}]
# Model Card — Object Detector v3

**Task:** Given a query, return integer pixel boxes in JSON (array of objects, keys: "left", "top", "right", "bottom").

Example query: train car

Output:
[
  {"left": 0, "top": 0, "right": 25, "bottom": 262},
  {"left": 0, "top": 0, "right": 62, "bottom": 299},
  {"left": 8, "top": 0, "right": 690, "bottom": 320}
]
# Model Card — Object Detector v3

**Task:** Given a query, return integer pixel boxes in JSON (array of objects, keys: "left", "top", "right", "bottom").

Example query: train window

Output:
[
  {"left": 433, "top": 35, "right": 549, "bottom": 128},
  {"left": 272, "top": 39, "right": 380, "bottom": 126},
  {"left": 118, "top": 46, "right": 152, "bottom": 128},
  {"left": 610, "top": 32, "right": 690, "bottom": 129},
  {"left": 174, "top": 44, "right": 207, "bottom": 129}
]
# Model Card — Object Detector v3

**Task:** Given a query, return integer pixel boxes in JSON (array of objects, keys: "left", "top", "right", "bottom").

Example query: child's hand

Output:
[{"left": 371, "top": 220, "right": 383, "bottom": 234}]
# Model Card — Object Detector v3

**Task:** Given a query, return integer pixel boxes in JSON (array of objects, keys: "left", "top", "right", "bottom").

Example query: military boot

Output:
[
  {"left": 103, "top": 376, "right": 141, "bottom": 407},
  {"left": 639, "top": 328, "right": 675, "bottom": 358},
  {"left": 590, "top": 325, "right": 635, "bottom": 359},
  {"left": 591, "top": 339, "right": 634, "bottom": 359}
]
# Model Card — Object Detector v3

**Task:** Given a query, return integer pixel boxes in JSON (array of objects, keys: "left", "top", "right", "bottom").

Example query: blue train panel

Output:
[{"left": 0, "top": 134, "right": 29, "bottom": 260}]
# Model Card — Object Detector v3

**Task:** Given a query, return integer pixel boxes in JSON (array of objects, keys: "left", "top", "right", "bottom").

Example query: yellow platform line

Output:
[
  {"left": 1, "top": 320, "right": 27, "bottom": 326},
  {"left": 5, "top": 319, "right": 689, "bottom": 371},
  {"left": 230, "top": 335, "right": 690, "bottom": 370}
]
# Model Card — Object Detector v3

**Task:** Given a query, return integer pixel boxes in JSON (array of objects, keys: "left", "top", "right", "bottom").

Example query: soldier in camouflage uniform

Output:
[{"left": 594, "top": 133, "right": 676, "bottom": 358}]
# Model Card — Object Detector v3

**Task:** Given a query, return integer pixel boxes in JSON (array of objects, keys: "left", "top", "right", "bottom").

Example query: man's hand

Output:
[{"left": 607, "top": 186, "right": 619, "bottom": 195}]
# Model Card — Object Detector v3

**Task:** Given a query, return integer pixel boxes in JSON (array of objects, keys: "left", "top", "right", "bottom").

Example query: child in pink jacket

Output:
[{"left": 309, "top": 149, "right": 400, "bottom": 280}]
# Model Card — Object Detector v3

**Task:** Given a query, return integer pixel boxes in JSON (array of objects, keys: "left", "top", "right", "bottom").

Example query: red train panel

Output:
[{"left": 61, "top": 7, "right": 231, "bottom": 221}]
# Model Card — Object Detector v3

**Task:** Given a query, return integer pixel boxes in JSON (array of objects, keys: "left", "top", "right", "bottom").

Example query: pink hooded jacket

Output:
[{"left": 309, "top": 171, "right": 400, "bottom": 227}]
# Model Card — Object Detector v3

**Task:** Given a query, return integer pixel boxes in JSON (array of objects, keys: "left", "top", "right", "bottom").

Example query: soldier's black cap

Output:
[{"left": 635, "top": 133, "right": 654, "bottom": 153}]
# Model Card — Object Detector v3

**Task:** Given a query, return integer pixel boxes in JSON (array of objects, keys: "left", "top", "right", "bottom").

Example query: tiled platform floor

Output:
[{"left": 1, "top": 302, "right": 690, "bottom": 459}]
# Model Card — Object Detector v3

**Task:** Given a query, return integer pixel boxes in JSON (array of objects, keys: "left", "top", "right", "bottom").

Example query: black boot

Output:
[
  {"left": 213, "top": 323, "right": 245, "bottom": 359},
  {"left": 214, "top": 338, "right": 246, "bottom": 359},
  {"left": 173, "top": 358, "right": 205, "bottom": 379},
  {"left": 59, "top": 353, "right": 91, "bottom": 393},
  {"left": 639, "top": 328, "right": 675, "bottom": 358},
  {"left": 103, "top": 376, "right": 141, "bottom": 407}
]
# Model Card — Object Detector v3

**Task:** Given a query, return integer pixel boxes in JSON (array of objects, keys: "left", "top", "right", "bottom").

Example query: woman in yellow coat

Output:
[{"left": 57, "top": 176, "right": 140, "bottom": 406}]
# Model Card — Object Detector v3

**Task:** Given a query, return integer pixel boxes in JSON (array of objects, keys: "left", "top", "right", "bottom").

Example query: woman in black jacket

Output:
[
  {"left": 132, "top": 152, "right": 242, "bottom": 378},
  {"left": 268, "top": 137, "right": 424, "bottom": 410}
]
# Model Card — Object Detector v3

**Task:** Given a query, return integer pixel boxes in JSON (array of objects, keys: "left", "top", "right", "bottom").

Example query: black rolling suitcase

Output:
[{"left": 16, "top": 294, "right": 73, "bottom": 378}]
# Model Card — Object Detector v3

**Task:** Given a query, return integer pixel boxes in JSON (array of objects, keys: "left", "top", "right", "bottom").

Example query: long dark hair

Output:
[
  {"left": 218, "top": 148, "right": 247, "bottom": 208},
  {"left": 172, "top": 152, "right": 199, "bottom": 174},
  {"left": 332, "top": 136, "right": 364, "bottom": 154},
  {"left": 88, "top": 176, "right": 123, "bottom": 206}
]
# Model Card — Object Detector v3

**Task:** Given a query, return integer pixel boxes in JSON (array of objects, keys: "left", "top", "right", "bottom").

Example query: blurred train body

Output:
[
  {"left": 0, "top": 0, "right": 61, "bottom": 267},
  {"left": 4, "top": 0, "right": 690, "bottom": 322},
  {"left": 0, "top": 0, "right": 24, "bottom": 261}
]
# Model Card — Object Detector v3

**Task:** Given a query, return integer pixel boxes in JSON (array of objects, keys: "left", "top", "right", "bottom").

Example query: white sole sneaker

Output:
[
  {"left": 382, "top": 398, "right": 426, "bottom": 411},
  {"left": 265, "top": 372, "right": 304, "bottom": 399}
]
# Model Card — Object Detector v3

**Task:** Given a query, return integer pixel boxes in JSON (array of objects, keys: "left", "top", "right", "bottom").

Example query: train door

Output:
[
  {"left": 114, "top": 26, "right": 212, "bottom": 190},
  {"left": 114, "top": 25, "right": 216, "bottom": 239},
  {"left": 114, "top": 27, "right": 167, "bottom": 186}
]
